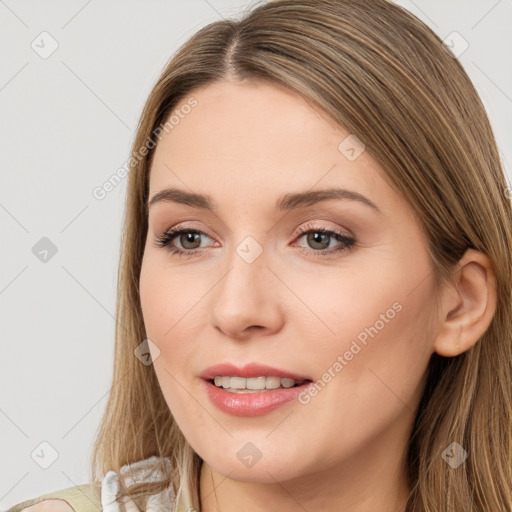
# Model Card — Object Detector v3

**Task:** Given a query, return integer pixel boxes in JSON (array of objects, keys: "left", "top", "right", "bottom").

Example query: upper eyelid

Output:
[
  {"left": 164, "top": 222, "right": 344, "bottom": 235},
  {"left": 154, "top": 222, "right": 356, "bottom": 259},
  {"left": 163, "top": 222, "right": 350, "bottom": 244}
]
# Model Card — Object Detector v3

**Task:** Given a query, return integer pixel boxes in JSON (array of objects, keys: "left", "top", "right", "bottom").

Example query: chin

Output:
[
  {"left": 211, "top": 460, "right": 304, "bottom": 483},
  {"left": 199, "top": 442, "right": 316, "bottom": 482}
]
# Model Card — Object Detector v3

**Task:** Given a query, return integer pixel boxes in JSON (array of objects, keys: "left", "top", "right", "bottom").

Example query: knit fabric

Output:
[{"left": 101, "top": 456, "right": 177, "bottom": 512}]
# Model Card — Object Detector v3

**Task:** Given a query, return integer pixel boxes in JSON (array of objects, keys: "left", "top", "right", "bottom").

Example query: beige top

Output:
[
  {"left": 6, "top": 456, "right": 184, "bottom": 512},
  {"left": 5, "top": 485, "right": 101, "bottom": 512}
]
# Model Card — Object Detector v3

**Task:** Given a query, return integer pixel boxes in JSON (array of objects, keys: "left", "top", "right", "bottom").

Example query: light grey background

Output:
[{"left": 1, "top": 0, "right": 511, "bottom": 508}]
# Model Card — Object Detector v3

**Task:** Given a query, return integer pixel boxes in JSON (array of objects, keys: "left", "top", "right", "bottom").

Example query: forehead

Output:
[
  {"left": 148, "top": 80, "right": 400, "bottom": 218},
  {"left": 154, "top": 79, "right": 347, "bottom": 166}
]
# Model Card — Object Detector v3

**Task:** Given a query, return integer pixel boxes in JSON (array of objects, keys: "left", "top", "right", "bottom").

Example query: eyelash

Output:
[{"left": 153, "top": 221, "right": 356, "bottom": 259}]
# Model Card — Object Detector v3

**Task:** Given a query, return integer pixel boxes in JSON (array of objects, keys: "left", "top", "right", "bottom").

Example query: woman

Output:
[{"left": 9, "top": 0, "right": 512, "bottom": 511}]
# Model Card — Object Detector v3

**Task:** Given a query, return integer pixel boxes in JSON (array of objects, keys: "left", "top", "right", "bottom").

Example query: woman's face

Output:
[{"left": 139, "top": 79, "right": 436, "bottom": 484}]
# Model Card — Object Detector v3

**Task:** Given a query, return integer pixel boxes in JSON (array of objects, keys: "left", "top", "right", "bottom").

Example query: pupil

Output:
[
  {"left": 309, "top": 232, "right": 328, "bottom": 249},
  {"left": 182, "top": 233, "right": 199, "bottom": 249}
]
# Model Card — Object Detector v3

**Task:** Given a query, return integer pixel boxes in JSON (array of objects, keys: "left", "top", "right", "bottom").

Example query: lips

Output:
[
  {"left": 199, "top": 362, "right": 313, "bottom": 381},
  {"left": 199, "top": 363, "right": 315, "bottom": 416}
]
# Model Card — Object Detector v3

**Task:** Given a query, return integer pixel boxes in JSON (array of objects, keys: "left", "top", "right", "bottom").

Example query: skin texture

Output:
[{"left": 139, "top": 79, "right": 497, "bottom": 512}]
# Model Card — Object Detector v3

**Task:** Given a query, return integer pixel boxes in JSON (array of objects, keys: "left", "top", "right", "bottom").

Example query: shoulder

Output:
[
  {"left": 6, "top": 484, "right": 101, "bottom": 512},
  {"left": 17, "top": 500, "right": 74, "bottom": 512}
]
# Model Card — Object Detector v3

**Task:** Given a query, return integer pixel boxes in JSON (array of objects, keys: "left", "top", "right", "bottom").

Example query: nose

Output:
[{"left": 208, "top": 246, "right": 285, "bottom": 341}]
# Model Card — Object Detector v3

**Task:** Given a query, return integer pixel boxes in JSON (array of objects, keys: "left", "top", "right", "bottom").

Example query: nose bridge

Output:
[
  {"left": 208, "top": 233, "right": 284, "bottom": 337},
  {"left": 218, "top": 233, "right": 270, "bottom": 305}
]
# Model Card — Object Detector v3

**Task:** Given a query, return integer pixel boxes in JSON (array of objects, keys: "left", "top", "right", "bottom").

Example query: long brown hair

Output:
[{"left": 89, "top": 1, "right": 512, "bottom": 510}]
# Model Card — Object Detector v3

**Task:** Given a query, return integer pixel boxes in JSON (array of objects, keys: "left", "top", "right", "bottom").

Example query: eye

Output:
[
  {"left": 153, "top": 221, "right": 356, "bottom": 258},
  {"left": 292, "top": 221, "right": 356, "bottom": 257},
  {"left": 153, "top": 224, "right": 213, "bottom": 258}
]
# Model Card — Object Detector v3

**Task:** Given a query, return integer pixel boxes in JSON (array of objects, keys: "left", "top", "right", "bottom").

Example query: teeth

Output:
[
  {"left": 280, "top": 378, "right": 297, "bottom": 388},
  {"left": 250, "top": 376, "right": 268, "bottom": 389},
  {"left": 212, "top": 376, "right": 304, "bottom": 391},
  {"left": 230, "top": 377, "right": 247, "bottom": 389}
]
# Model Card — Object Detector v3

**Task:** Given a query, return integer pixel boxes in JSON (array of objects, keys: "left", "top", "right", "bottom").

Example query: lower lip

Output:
[{"left": 202, "top": 379, "right": 312, "bottom": 417}]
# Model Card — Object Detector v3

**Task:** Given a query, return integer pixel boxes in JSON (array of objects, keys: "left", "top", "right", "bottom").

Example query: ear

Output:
[{"left": 433, "top": 248, "right": 498, "bottom": 357}]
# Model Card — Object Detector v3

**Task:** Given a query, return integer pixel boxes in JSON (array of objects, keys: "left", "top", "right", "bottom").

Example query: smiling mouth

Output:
[{"left": 208, "top": 376, "right": 313, "bottom": 393}]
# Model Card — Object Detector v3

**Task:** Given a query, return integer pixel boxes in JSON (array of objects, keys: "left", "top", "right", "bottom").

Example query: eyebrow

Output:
[{"left": 147, "top": 187, "right": 383, "bottom": 216}]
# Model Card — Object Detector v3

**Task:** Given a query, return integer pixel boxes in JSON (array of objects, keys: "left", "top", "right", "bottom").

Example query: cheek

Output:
[
  {"left": 139, "top": 257, "right": 164, "bottom": 341},
  {"left": 315, "top": 240, "right": 433, "bottom": 344},
  {"left": 290, "top": 248, "right": 435, "bottom": 397},
  {"left": 139, "top": 253, "right": 199, "bottom": 345},
  {"left": 139, "top": 253, "right": 208, "bottom": 394},
  {"left": 275, "top": 258, "right": 433, "bottom": 464},
  {"left": 326, "top": 267, "right": 433, "bottom": 407},
  {"left": 139, "top": 257, "right": 201, "bottom": 423}
]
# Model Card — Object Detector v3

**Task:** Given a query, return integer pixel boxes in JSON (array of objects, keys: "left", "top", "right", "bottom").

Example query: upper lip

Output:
[{"left": 200, "top": 362, "right": 313, "bottom": 381}]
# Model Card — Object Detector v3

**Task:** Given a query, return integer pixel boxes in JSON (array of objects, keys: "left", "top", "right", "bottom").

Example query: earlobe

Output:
[
  {"left": 432, "top": 249, "right": 497, "bottom": 358},
  {"left": 434, "top": 324, "right": 464, "bottom": 358}
]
